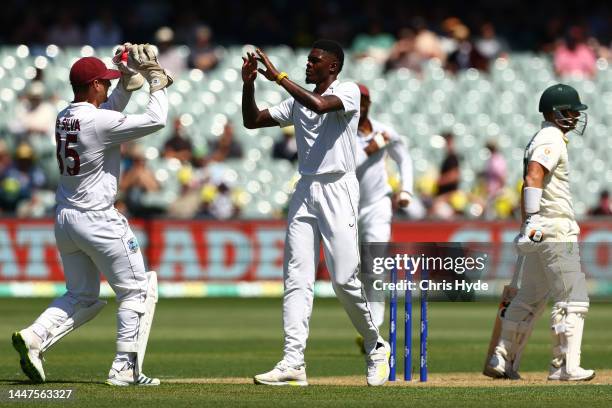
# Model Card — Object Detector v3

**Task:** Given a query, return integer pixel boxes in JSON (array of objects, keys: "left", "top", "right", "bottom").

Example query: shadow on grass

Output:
[{"left": 0, "top": 378, "right": 103, "bottom": 385}]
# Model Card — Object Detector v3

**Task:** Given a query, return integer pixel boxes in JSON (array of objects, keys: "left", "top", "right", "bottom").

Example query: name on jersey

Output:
[{"left": 56, "top": 118, "right": 81, "bottom": 132}]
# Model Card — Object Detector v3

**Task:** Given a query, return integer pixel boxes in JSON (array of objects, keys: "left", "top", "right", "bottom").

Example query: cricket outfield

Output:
[{"left": 1, "top": 298, "right": 610, "bottom": 407}]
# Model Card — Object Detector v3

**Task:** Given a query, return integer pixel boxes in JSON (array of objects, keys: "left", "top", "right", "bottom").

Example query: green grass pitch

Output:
[{"left": 1, "top": 298, "right": 610, "bottom": 407}]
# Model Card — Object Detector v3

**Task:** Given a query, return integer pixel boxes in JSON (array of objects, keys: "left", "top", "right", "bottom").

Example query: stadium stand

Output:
[{"left": 0, "top": 45, "right": 610, "bottom": 218}]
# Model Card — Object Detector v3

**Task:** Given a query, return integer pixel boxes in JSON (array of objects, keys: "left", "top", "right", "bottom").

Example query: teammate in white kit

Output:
[
  {"left": 354, "top": 83, "right": 414, "bottom": 343},
  {"left": 242, "top": 40, "right": 389, "bottom": 386},
  {"left": 485, "top": 84, "right": 594, "bottom": 381},
  {"left": 11, "top": 44, "right": 172, "bottom": 386}
]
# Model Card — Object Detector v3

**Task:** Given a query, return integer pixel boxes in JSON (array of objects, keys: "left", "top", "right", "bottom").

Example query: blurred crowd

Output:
[
  {"left": 3, "top": 0, "right": 610, "bottom": 79},
  {"left": 0, "top": 0, "right": 611, "bottom": 220},
  {"left": 3, "top": 0, "right": 612, "bottom": 53},
  {"left": 2, "top": 93, "right": 610, "bottom": 221}
]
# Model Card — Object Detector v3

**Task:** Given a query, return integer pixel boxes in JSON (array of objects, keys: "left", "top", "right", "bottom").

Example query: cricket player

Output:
[
  {"left": 242, "top": 40, "right": 389, "bottom": 386},
  {"left": 354, "top": 83, "right": 413, "bottom": 334},
  {"left": 485, "top": 84, "right": 594, "bottom": 381},
  {"left": 11, "top": 44, "right": 172, "bottom": 386}
]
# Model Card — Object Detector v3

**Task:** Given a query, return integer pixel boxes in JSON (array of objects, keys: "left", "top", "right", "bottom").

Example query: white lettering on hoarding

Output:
[
  {"left": 0, "top": 222, "right": 608, "bottom": 283},
  {"left": 16, "top": 227, "right": 58, "bottom": 278},
  {"left": 0, "top": 227, "right": 18, "bottom": 278},
  {"left": 255, "top": 229, "right": 285, "bottom": 279},
  {"left": 158, "top": 229, "right": 202, "bottom": 279}
]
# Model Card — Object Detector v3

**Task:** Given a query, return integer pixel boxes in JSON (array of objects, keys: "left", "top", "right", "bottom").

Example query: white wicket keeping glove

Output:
[
  {"left": 515, "top": 214, "right": 544, "bottom": 254},
  {"left": 127, "top": 43, "right": 173, "bottom": 93},
  {"left": 112, "top": 43, "right": 145, "bottom": 92}
]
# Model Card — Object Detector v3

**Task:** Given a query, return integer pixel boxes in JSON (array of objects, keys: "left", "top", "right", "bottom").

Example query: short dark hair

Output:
[
  {"left": 72, "top": 82, "right": 90, "bottom": 95},
  {"left": 312, "top": 39, "right": 344, "bottom": 73}
]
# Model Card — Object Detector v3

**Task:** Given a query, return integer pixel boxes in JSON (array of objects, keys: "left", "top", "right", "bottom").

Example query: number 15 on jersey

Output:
[{"left": 55, "top": 132, "right": 81, "bottom": 176}]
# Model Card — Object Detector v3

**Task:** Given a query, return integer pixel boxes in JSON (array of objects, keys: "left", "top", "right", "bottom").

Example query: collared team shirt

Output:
[
  {"left": 524, "top": 121, "right": 577, "bottom": 224},
  {"left": 355, "top": 118, "right": 414, "bottom": 208},
  {"left": 55, "top": 86, "right": 168, "bottom": 211},
  {"left": 268, "top": 80, "right": 360, "bottom": 176}
]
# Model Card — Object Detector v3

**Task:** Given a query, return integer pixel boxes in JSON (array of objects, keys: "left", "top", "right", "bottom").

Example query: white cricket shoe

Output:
[
  {"left": 484, "top": 353, "right": 520, "bottom": 380},
  {"left": 12, "top": 329, "right": 45, "bottom": 383},
  {"left": 484, "top": 353, "right": 507, "bottom": 378},
  {"left": 253, "top": 361, "right": 308, "bottom": 386},
  {"left": 106, "top": 365, "right": 160, "bottom": 386},
  {"left": 366, "top": 340, "right": 390, "bottom": 386},
  {"left": 548, "top": 365, "right": 595, "bottom": 381}
]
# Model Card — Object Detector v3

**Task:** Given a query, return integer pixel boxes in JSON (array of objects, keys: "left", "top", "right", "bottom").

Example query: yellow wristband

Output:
[{"left": 276, "top": 72, "right": 288, "bottom": 84}]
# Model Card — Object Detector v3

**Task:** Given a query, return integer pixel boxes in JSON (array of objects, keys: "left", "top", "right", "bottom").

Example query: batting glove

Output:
[
  {"left": 112, "top": 43, "right": 145, "bottom": 92},
  {"left": 128, "top": 44, "right": 173, "bottom": 93},
  {"left": 515, "top": 214, "right": 544, "bottom": 254}
]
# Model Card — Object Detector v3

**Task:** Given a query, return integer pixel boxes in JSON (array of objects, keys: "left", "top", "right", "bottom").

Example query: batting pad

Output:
[{"left": 116, "top": 271, "right": 158, "bottom": 376}]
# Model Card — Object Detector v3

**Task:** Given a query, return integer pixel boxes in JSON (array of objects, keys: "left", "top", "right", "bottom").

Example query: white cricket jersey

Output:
[
  {"left": 268, "top": 80, "right": 360, "bottom": 175},
  {"left": 524, "top": 121, "right": 577, "bottom": 224},
  {"left": 55, "top": 87, "right": 168, "bottom": 211},
  {"left": 355, "top": 119, "right": 414, "bottom": 208}
]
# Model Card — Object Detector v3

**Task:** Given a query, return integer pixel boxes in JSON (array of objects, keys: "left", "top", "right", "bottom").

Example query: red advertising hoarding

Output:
[{"left": 0, "top": 219, "right": 610, "bottom": 282}]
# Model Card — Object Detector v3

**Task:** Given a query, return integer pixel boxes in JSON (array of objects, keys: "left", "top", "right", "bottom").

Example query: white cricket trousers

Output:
[
  {"left": 283, "top": 172, "right": 380, "bottom": 366},
  {"left": 31, "top": 207, "right": 148, "bottom": 367},
  {"left": 358, "top": 196, "right": 392, "bottom": 329},
  {"left": 506, "top": 217, "right": 589, "bottom": 322}
]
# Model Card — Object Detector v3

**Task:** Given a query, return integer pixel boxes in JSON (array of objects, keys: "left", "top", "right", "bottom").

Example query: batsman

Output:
[{"left": 485, "top": 84, "right": 594, "bottom": 381}]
